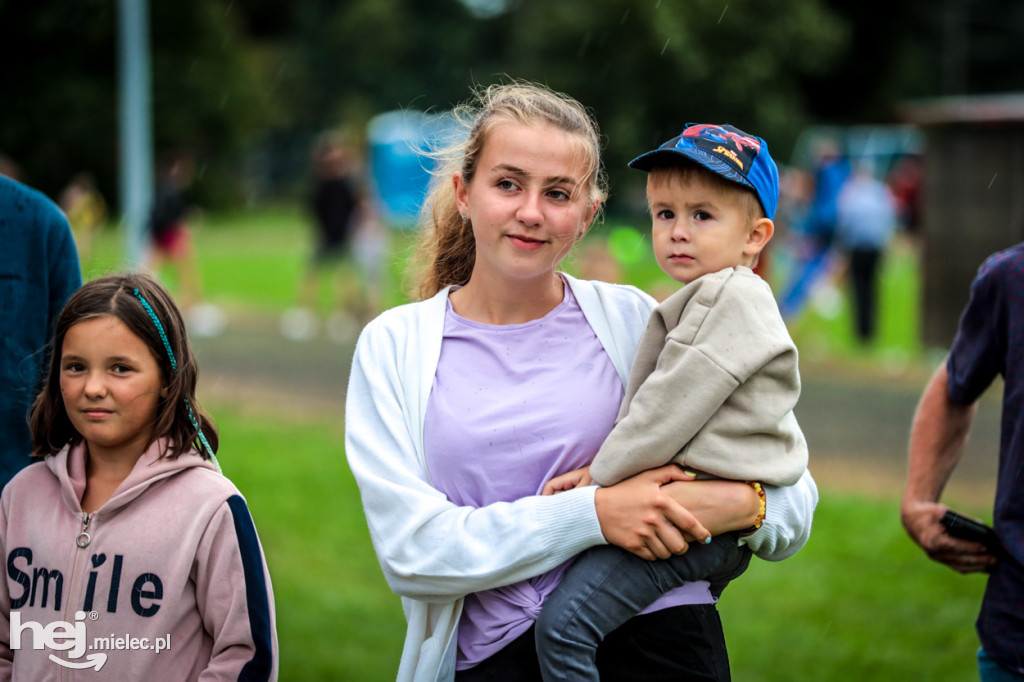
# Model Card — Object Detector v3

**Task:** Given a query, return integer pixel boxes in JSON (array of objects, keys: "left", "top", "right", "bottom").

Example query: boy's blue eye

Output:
[{"left": 498, "top": 179, "right": 517, "bottom": 191}]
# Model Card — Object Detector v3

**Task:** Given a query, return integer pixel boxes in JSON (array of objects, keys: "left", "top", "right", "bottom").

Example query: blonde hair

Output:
[{"left": 410, "top": 81, "right": 607, "bottom": 300}]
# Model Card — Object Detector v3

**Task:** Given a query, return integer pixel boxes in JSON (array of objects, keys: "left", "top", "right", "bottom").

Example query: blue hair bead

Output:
[
  {"left": 132, "top": 288, "right": 220, "bottom": 469},
  {"left": 132, "top": 289, "right": 177, "bottom": 373}
]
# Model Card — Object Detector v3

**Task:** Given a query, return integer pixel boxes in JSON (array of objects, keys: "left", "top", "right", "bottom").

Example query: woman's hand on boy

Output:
[
  {"left": 594, "top": 465, "right": 710, "bottom": 561},
  {"left": 542, "top": 466, "right": 593, "bottom": 495}
]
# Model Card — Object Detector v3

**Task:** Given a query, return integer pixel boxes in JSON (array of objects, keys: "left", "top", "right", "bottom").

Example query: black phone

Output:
[{"left": 940, "top": 510, "right": 1001, "bottom": 555}]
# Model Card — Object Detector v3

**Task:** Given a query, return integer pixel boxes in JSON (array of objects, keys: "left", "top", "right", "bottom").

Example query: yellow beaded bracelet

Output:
[{"left": 748, "top": 481, "right": 766, "bottom": 530}]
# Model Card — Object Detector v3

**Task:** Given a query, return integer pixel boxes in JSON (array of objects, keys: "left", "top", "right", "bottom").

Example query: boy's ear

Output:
[{"left": 744, "top": 218, "right": 774, "bottom": 256}]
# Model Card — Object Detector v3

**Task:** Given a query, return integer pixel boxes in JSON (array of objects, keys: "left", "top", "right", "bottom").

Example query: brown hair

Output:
[
  {"left": 647, "top": 161, "right": 765, "bottom": 221},
  {"left": 29, "top": 272, "right": 218, "bottom": 460},
  {"left": 409, "top": 81, "right": 608, "bottom": 300}
]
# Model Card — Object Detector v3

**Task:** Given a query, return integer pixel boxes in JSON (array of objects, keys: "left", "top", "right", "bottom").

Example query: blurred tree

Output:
[
  {"left": 801, "top": 0, "right": 1024, "bottom": 121},
  {"left": 489, "top": 0, "right": 847, "bottom": 216},
  {"left": 3, "top": 0, "right": 1022, "bottom": 214},
  {"left": 0, "top": 0, "right": 268, "bottom": 208},
  {"left": 148, "top": 0, "right": 267, "bottom": 207},
  {"left": 249, "top": 0, "right": 845, "bottom": 218},
  {"left": 0, "top": 1, "right": 117, "bottom": 197}
]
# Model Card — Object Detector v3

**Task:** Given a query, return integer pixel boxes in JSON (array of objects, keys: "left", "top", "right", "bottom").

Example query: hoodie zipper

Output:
[
  {"left": 61, "top": 512, "right": 94, "bottom": 681},
  {"left": 76, "top": 513, "right": 92, "bottom": 549}
]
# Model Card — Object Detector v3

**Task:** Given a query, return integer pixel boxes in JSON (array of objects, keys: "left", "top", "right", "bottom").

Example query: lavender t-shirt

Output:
[{"left": 424, "top": 281, "right": 711, "bottom": 670}]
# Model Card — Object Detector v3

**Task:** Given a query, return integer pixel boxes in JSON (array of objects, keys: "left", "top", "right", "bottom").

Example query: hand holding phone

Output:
[{"left": 940, "top": 510, "right": 1002, "bottom": 556}]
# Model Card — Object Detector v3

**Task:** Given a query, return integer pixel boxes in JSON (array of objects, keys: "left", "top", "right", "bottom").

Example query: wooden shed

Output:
[{"left": 900, "top": 93, "right": 1024, "bottom": 348}]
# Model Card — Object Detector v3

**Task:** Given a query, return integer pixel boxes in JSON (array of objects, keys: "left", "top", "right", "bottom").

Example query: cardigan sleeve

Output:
[
  {"left": 345, "top": 315, "right": 608, "bottom": 603},
  {"left": 741, "top": 468, "right": 818, "bottom": 561}
]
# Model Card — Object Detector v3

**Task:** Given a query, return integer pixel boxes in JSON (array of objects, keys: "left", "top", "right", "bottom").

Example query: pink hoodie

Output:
[{"left": 0, "top": 440, "right": 277, "bottom": 681}]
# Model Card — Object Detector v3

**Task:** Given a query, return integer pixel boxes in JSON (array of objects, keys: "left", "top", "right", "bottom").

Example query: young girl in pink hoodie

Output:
[{"left": 0, "top": 273, "right": 277, "bottom": 681}]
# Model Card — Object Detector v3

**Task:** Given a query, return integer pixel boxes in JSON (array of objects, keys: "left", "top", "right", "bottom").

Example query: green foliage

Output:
[
  {"left": 8, "top": 0, "right": 1024, "bottom": 215},
  {"left": 0, "top": 0, "right": 269, "bottom": 205}
]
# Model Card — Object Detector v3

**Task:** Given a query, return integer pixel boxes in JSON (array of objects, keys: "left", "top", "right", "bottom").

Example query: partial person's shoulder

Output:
[
  {"left": 667, "top": 266, "right": 772, "bottom": 308},
  {"left": 564, "top": 274, "right": 657, "bottom": 315},
  {"left": 0, "top": 175, "right": 65, "bottom": 226},
  {"left": 663, "top": 267, "right": 786, "bottom": 337},
  {"left": 978, "top": 242, "right": 1024, "bottom": 280},
  {"left": 1, "top": 459, "right": 58, "bottom": 510},
  {"left": 353, "top": 289, "right": 449, "bottom": 369},
  {"left": 4, "top": 458, "right": 54, "bottom": 490},
  {"left": 179, "top": 462, "right": 244, "bottom": 498},
  {"left": 360, "top": 290, "right": 445, "bottom": 338}
]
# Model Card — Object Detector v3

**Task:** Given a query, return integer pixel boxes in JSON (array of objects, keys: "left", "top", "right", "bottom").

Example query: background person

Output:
[
  {"left": 902, "top": 242, "right": 1024, "bottom": 679},
  {"left": 145, "top": 153, "right": 224, "bottom": 338},
  {"left": 0, "top": 174, "right": 81, "bottom": 490},
  {"left": 59, "top": 171, "right": 107, "bottom": 264},
  {"left": 835, "top": 163, "right": 898, "bottom": 345},
  {"left": 281, "top": 133, "right": 361, "bottom": 342},
  {"left": 344, "top": 81, "right": 818, "bottom": 682}
]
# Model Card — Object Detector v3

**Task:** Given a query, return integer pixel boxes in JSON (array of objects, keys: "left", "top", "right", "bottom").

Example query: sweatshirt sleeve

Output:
[
  {"left": 590, "top": 273, "right": 802, "bottom": 486},
  {"left": 194, "top": 495, "right": 277, "bottom": 681},
  {"left": 344, "top": 317, "right": 607, "bottom": 603},
  {"left": 588, "top": 330, "right": 740, "bottom": 486}
]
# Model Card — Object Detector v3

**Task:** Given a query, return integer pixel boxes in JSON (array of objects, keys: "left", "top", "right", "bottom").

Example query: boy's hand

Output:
[{"left": 543, "top": 466, "right": 593, "bottom": 495}]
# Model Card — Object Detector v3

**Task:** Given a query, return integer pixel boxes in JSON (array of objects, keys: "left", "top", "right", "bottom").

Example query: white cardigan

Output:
[{"left": 344, "top": 274, "right": 819, "bottom": 682}]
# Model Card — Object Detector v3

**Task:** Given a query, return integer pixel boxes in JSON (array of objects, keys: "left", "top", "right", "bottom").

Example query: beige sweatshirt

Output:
[{"left": 589, "top": 266, "right": 807, "bottom": 487}]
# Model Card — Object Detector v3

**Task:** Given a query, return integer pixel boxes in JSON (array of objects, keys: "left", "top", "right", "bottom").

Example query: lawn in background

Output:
[
  {"left": 82, "top": 210, "right": 986, "bottom": 681},
  {"left": 82, "top": 205, "right": 415, "bottom": 314}
]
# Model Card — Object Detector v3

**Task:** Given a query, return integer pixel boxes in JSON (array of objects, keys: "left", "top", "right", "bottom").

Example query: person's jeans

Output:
[
  {"left": 979, "top": 647, "right": 1024, "bottom": 681},
  {"left": 535, "top": 534, "right": 750, "bottom": 682}
]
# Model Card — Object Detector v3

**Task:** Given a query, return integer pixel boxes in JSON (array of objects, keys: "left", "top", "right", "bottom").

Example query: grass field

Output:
[{"left": 81, "top": 209, "right": 990, "bottom": 681}]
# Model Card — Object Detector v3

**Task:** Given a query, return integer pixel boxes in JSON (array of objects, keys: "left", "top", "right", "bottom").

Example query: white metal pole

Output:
[{"left": 117, "top": 0, "right": 153, "bottom": 268}]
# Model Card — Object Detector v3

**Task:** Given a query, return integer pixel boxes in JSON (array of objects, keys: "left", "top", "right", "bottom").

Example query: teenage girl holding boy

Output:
[
  {"left": 345, "top": 81, "right": 817, "bottom": 681},
  {"left": 0, "top": 273, "right": 277, "bottom": 680}
]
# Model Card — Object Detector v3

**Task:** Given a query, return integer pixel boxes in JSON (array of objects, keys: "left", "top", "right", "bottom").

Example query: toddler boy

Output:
[{"left": 536, "top": 123, "right": 808, "bottom": 681}]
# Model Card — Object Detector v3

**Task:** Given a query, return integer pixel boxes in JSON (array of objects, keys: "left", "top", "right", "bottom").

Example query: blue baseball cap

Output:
[{"left": 628, "top": 123, "right": 779, "bottom": 220}]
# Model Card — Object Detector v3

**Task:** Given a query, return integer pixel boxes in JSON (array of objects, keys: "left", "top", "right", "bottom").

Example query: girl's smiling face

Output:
[
  {"left": 60, "top": 315, "right": 165, "bottom": 462},
  {"left": 454, "top": 121, "right": 598, "bottom": 286}
]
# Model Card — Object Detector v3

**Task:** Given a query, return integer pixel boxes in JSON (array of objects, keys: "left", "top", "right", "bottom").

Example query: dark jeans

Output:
[
  {"left": 456, "top": 604, "right": 732, "bottom": 682},
  {"left": 848, "top": 247, "right": 882, "bottom": 343},
  {"left": 535, "top": 536, "right": 750, "bottom": 681},
  {"left": 979, "top": 647, "right": 1024, "bottom": 681}
]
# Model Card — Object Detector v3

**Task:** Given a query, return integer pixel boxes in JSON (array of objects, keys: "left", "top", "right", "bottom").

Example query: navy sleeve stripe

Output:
[{"left": 227, "top": 494, "right": 275, "bottom": 681}]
